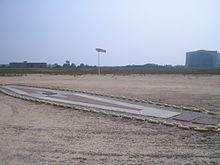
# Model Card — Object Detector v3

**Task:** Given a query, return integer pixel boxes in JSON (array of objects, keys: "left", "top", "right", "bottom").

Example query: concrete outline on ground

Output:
[
  {"left": 0, "top": 84, "right": 219, "bottom": 132},
  {"left": 2, "top": 85, "right": 180, "bottom": 118}
]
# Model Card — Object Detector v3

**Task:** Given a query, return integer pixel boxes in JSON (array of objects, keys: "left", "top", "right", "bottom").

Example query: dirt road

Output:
[{"left": 0, "top": 74, "right": 220, "bottom": 164}]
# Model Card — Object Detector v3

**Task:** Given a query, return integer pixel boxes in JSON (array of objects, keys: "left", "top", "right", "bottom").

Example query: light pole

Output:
[{"left": 95, "top": 48, "right": 106, "bottom": 76}]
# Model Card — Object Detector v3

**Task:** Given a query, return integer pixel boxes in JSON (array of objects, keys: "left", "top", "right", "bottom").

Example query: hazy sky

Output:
[{"left": 1, "top": 0, "right": 220, "bottom": 66}]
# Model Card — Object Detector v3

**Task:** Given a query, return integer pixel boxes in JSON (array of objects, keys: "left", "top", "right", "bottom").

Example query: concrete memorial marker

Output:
[{"left": 2, "top": 85, "right": 180, "bottom": 119}]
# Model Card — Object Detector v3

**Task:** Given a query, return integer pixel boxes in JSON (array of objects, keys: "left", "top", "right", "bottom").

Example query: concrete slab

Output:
[
  {"left": 173, "top": 113, "right": 198, "bottom": 122},
  {"left": 192, "top": 118, "right": 220, "bottom": 125},
  {"left": 51, "top": 95, "right": 137, "bottom": 110},
  {"left": 2, "top": 85, "right": 180, "bottom": 119}
]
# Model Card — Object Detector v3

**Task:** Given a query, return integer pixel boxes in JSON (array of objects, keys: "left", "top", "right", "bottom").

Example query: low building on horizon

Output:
[
  {"left": 9, "top": 61, "right": 47, "bottom": 68},
  {"left": 185, "top": 50, "right": 220, "bottom": 68}
]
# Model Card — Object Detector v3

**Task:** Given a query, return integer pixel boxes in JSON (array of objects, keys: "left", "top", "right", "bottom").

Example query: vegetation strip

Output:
[
  {"left": 0, "top": 84, "right": 219, "bottom": 132},
  {"left": 0, "top": 68, "right": 220, "bottom": 75}
]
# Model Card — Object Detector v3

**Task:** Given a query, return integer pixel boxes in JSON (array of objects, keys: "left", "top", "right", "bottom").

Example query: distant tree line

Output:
[
  {"left": 0, "top": 60, "right": 185, "bottom": 68},
  {"left": 45, "top": 60, "right": 186, "bottom": 69},
  {"left": 50, "top": 60, "right": 97, "bottom": 68},
  {"left": 125, "top": 63, "right": 185, "bottom": 68}
]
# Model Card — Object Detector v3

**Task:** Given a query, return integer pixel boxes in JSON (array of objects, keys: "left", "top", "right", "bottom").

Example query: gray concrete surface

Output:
[{"left": 2, "top": 85, "right": 180, "bottom": 118}]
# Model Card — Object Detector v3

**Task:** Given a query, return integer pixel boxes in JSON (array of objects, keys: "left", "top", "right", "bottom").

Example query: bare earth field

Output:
[{"left": 0, "top": 74, "right": 220, "bottom": 164}]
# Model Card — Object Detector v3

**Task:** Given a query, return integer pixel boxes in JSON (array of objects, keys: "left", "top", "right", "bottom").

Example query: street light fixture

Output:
[{"left": 95, "top": 48, "right": 106, "bottom": 76}]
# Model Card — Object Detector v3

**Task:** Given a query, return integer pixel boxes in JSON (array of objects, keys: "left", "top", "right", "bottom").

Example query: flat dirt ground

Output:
[{"left": 0, "top": 74, "right": 220, "bottom": 164}]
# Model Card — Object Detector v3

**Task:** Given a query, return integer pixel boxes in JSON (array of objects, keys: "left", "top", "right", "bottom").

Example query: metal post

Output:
[
  {"left": 96, "top": 48, "right": 106, "bottom": 77},
  {"left": 98, "top": 51, "right": 100, "bottom": 76}
]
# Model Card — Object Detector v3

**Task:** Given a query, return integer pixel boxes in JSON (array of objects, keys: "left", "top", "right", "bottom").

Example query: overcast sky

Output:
[{"left": 0, "top": 0, "right": 220, "bottom": 66}]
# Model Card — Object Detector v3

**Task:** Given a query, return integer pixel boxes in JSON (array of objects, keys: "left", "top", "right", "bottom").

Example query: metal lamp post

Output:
[{"left": 95, "top": 48, "right": 106, "bottom": 76}]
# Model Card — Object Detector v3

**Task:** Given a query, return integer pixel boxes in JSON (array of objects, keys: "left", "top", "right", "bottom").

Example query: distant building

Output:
[
  {"left": 185, "top": 50, "right": 220, "bottom": 68},
  {"left": 9, "top": 61, "right": 47, "bottom": 68}
]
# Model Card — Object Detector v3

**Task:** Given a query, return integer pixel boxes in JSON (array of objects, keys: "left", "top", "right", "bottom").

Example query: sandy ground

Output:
[
  {"left": 1, "top": 74, "right": 220, "bottom": 111},
  {"left": 0, "top": 74, "right": 220, "bottom": 164}
]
